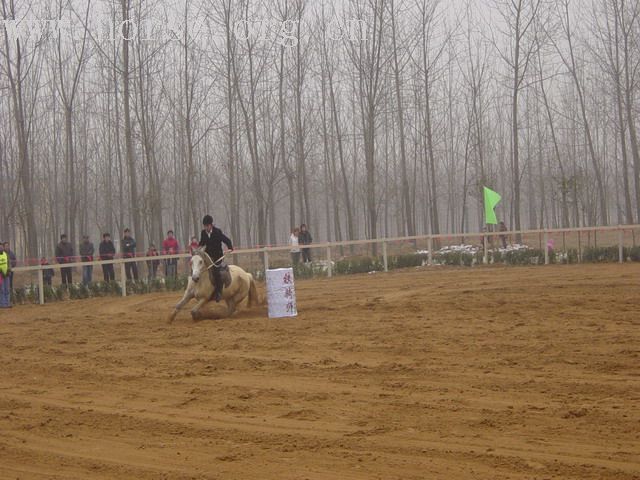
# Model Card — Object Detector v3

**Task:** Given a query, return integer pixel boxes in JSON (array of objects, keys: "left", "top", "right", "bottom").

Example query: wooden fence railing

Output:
[{"left": 11, "top": 224, "right": 640, "bottom": 305}]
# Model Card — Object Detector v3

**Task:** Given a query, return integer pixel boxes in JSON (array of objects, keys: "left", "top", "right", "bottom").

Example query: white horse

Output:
[{"left": 168, "top": 249, "right": 259, "bottom": 322}]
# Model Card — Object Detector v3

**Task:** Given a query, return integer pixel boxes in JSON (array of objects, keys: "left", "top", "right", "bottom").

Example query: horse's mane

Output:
[{"left": 193, "top": 248, "right": 213, "bottom": 265}]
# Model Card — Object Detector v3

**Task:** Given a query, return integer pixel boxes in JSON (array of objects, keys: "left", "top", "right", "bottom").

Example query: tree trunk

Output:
[
  {"left": 622, "top": 14, "right": 640, "bottom": 220},
  {"left": 561, "top": 1, "right": 608, "bottom": 224},
  {"left": 390, "top": 1, "right": 414, "bottom": 236},
  {"left": 121, "top": 0, "right": 143, "bottom": 248},
  {"left": 2, "top": 29, "right": 39, "bottom": 258}
]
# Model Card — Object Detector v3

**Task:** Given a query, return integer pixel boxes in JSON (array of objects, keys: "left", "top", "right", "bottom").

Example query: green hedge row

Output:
[
  {"left": 263, "top": 246, "right": 640, "bottom": 277},
  {"left": 10, "top": 276, "right": 190, "bottom": 305},
  {"left": 434, "top": 246, "right": 640, "bottom": 266}
]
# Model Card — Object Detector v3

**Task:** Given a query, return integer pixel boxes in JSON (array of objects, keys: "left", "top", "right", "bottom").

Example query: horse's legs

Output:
[
  {"left": 237, "top": 288, "right": 250, "bottom": 307},
  {"left": 226, "top": 297, "right": 236, "bottom": 317},
  {"left": 168, "top": 290, "right": 194, "bottom": 323},
  {"left": 190, "top": 297, "right": 208, "bottom": 320}
]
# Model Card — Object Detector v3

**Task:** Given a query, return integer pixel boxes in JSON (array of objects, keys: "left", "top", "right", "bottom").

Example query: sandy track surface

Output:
[{"left": 0, "top": 264, "right": 639, "bottom": 479}]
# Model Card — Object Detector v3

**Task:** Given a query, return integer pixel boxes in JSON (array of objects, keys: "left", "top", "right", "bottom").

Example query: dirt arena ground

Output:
[{"left": 0, "top": 264, "right": 638, "bottom": 479}]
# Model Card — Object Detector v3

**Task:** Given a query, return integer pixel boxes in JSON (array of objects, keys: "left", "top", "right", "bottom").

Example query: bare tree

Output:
[
  {"left": 53, "top": 0, "right": 91, "bottom": 247},
  {"left": 551, "top": 0, "right": 608, "bottom": 224},
  {"left": 0, "top": 0, "right": 44, "bottom": 259},
  {"left": 459, "top": 2, "right": 493, "bottom": 229},
  {"left": 592, "top": 0, "right": 634, "bottom": 223},
  {"left": 292, "top": 0, "right": 312, "bottom": 227},
  {"left": 213, "top": 0, "right": 241, "bottom": 244},
  {"left": 120, "top": 0, "right": 144, "bottom": 248},
  {"left": 347, "top": 0, "right": 387, "bottom": 244},
  {"left": 231, "top": 0, "right": 269, "bottom": 246},
  {"left": 415, "top": 0, "right": 448, "bottom": 235},
  {"left": 536, "top": 43, "right": 572, "bottom": 227},
  {"left": 389, "top": 0, "right": 414, "bottom": 236},
  {"left": 320, "top": 8, "right": 356, "bottom": 244},
  {"left": 615, "top": 0, "right": 640, "bottom": 219},
  {"left": 493, "top": 0, "right": 543, "bottom": 237}
]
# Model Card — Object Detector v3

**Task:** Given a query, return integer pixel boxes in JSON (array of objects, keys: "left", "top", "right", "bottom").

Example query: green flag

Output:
[{"left": 483, "top": 186, "right": 501, "bottom": 225}]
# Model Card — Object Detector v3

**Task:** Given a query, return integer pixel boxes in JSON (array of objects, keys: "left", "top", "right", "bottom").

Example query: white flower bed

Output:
[{"left": 417, "top": 243, "right": 531, "bottom": 257}]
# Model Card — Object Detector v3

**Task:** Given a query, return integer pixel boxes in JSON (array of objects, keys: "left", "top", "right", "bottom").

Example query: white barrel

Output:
[{"left": 266, "top": 268, "right": 297, "bottom": 318}]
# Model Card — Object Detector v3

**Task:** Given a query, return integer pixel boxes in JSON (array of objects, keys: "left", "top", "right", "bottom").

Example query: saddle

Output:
[
  {"left": 219, "top": 262, "right": 232, "bottom": 288},
  {"left": 208, "top": 261, "right": 232, "bottom": 298}
]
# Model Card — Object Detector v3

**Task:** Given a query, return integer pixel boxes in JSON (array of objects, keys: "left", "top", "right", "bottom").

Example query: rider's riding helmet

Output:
[{"left": 203, "top": 214, "right": 213, "bottom": 226}]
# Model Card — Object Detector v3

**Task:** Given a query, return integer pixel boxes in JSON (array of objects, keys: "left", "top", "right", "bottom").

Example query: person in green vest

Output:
[{"left": 0, "top": 242, "right": 11, "bottom": 308}]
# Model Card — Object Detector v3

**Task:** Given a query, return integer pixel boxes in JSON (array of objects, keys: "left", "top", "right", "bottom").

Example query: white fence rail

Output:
[{"left": 11, "top": 224, "right": 640, "bottom": 305}]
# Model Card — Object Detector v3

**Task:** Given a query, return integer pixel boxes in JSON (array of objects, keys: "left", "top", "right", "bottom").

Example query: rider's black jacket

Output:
[{"left": 199, "top": 227, "right": 233, "bottom": 261}]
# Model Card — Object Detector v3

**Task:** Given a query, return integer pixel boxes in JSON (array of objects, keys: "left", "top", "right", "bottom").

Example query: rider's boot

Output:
[{"left": 213, "top": 269, "right": 223, "bottom": 302}]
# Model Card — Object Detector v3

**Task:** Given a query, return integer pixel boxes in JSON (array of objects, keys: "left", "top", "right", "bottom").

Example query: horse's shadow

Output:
[{"left": 190, "top": 303, "right": 267, "bottom": 322}]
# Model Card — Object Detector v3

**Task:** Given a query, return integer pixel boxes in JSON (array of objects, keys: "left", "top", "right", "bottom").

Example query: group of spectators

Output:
[
  {"left": 46, "top": 229, "right": 196, "bottom": 287},
  {"left": 289, "top": 224, "right": 313, "bottom": 265},
  {"left": 2, "top": 223, "right": 318, "bottom": 298},
  {"left": 144, "top": 231, "right": 198, "bottom": 281}
]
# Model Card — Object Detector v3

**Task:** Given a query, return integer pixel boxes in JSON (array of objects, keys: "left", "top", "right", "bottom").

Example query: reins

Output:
[{"left": 199, "top": 250, "right": 226, "bottom": 270}]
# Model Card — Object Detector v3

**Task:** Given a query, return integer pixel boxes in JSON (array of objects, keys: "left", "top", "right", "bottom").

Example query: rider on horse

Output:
[{"left": 199, "top": 214, "right": 233, "bottom": 302}]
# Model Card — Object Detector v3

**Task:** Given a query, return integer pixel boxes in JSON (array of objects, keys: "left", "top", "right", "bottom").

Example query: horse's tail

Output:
[{"left": 248, "top": 274, "right": 259, "bottom": 307}]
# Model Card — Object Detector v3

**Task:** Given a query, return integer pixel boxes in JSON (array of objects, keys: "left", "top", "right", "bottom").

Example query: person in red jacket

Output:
[
  {"left": 188, "top": 236, "right": 199, "bottom": 255},
  {"left": 162, "top": 230, "right": 180, "bottom": 279},
  {"left": 146, "top": 244, "right": 160, "bottom": 279}
]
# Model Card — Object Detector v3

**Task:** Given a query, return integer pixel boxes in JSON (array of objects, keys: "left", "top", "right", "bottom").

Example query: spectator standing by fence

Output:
[
  {"left": 188, "top": 236, "right": 199, "bottom": 255},
  {"left": 122, "top": 228, "right": 139, "bottom": 281},
  {"left": 162, "top": 230, "right": 180, "bottom": 279},
  {"left": 55, "top": 234, "right": 74, "bottom": 286},
  {"left": 299, "top": 224, "right": 312, "bottom": 264},
  {"left": 290, "top": 227, "right": 300, "bottom": 266},
  {"left": 3, "top": 242, "right": 16, "bottom": 291},
  {"left": 79, "top": 235, "right": 94, "bottom": 286},
  {"left": 40, "top": 257, "right": 54, "bottom": 286},
  {"left": 499, "top": 221, "right": 508, "bottom": 249},
  {"left": 99, "top": 233, "right": 116, "bottom": 282},
  {"left": 0, "top": 243, "right": 11, "bottom": 308},
  {"left": 146, "top": 244, "right": 160, "bottom": 279},
  {"left": 188, "top": 236, "right": 199, "bottom": 268}
]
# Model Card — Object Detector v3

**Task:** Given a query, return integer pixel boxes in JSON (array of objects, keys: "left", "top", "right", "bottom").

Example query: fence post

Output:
[
  {"left": 263, "top": 248, "right": 269, "bottom": 274},
  {"left": 618, "top": 228, "right": 624, "bottom": 263},
  {"left": 483, "top": 233, "right": 488, "bottom": 265},
  {"left": 382, "top": 241, "right": 388, "bottom": 272},
  {"left": 427, "top": 237, "right": 433, "bottom": 266},
  {"left": 120, "top": 262, "right": 127, "bottom": 297},
  {"left": 578, "top": 231, "right": 582, "bottom": 263},
  {"left": 327, "top": 246, "right": 332, "bottom": 278},
  {"left": 544, "top": 231, "right": 549, "bottom": 265},
  {"left": 38, "top": 269, "right": 45, "bottom": 305}
]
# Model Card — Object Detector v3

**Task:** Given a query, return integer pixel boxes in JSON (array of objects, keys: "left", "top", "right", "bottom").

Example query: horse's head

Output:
[{"left": 190, "top": 249, "right": 208, "bottom": 283}]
